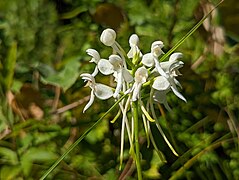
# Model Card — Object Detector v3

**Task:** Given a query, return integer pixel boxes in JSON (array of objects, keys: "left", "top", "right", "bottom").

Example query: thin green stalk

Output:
[
  {"left": 132, "top": 101, "right": 142, "bottom": 180},
  {"left": 159, "top": 0, "right": 224, "bottom": 62},
  {"left": 40, "top": 94, "right": 128, "bottom": 180}
]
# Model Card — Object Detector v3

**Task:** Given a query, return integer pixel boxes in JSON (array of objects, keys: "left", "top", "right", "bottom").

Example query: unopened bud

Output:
[{"left": 100, "top": 28, "right": 116, "bottom": 46}]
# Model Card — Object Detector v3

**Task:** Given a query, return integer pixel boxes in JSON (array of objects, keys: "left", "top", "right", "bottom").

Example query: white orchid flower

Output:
[
  {"left": 160, "top": 52, "right": 184, "bottom": 76},
  {"left": 80, "top": 73, "right": 113, "bottom": 112},
  {"left": 132, "top": 66, "right": 148, "bottom": 101},
  {"left": 86, "top": 48, "right": 114, "bottom": 76},
  {"left": 127, "top": 34, "right": 142, "bottom": 58},
  {"left": 142, "top": 41, "right": 167, "bottom": 77},
  {"left": 152, "top": 75, "right": 186, "bottom": 112},
  {"left": 108, "top": 55, "right": 133, "bottom": 98},
  {"left": 152, "top": 53, "right": 186, "bottom": 103}
]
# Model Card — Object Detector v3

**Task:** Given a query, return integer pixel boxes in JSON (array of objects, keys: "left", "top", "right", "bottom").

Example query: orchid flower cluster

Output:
[{"left": 81, "top": 28, "right": 186, "bottom": 166}]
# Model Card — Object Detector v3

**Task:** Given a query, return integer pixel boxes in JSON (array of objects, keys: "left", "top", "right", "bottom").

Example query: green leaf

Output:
[
  {"left": 0, "top": 147, "right": 18, "bottom": 164},
  {"left": 41, "top": 57, "right": 81, "bottom": 92},
  {"left": 0, "top": 165, "right": 22, "bottom": 180},
  {"left": 3, "top": 41, "right": 17, "bottom": 91},
  {"left": 21, "top": 147, "right": 57, "bottom": 176}
]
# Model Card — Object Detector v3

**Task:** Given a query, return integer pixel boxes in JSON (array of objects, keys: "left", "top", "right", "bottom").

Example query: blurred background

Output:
[{"left": 0, "top": 0, "right": 239, "bottom": 179}]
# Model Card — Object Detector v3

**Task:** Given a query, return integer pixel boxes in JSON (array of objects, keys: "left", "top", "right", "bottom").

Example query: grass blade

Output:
[
  {"left": 159, "top": 0, "right": 224, "bottom": 62},
  {"left": 40, "top": 94, "right": 128, "bottom": 180}
]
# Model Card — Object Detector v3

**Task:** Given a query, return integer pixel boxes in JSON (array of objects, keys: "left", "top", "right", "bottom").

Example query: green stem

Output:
[
  {"left": 40, "top": 94, "right": 128, "bottom": 180},
  {"left": 132, "top": 101, "right": 143, "bottom": 180}
]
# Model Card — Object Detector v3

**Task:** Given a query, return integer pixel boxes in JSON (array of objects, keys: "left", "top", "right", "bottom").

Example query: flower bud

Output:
[{"left": 100, "top": 28, "right": 116, "bottom": 46}]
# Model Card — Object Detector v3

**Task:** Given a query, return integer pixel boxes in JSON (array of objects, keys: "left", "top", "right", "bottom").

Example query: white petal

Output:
[
  {"left": 80, "top": 73, "right": 95, "bottom": 83},
  {"left": 100, "top": 28, "right": 116, "bottom": 46},
  {"left": 152, "top": 76, "right": 170, "bottom": 91},
  {"left": 169, "top": 52, "right": 183, "bottom": 62},
  {"left": 154, "top": 58, "right": 168, "bottom": 77},
  {"left": 91, "top": 66, "right": 99, "bottom": 77},
  {"left": 122, "top": 69, "right": 133, "bottom": 82},
  {"left": 171, "top": 85, "right": 187, "bottom": 102},
  {"left": 142, "top": 53, "right": 154, "bottom": 67},
  {"left": 160, "top": 61, "right": 171, "bottom": 72},
  {"left": 109, "top": 55, "right": 122, "bottom": 70},
  {"left": 113, "top": 70, "right": 123, "bottom": 98},
  {"left": 113, "top": 71, "right": 118, "bottom": 81},
  {"left": 174, "top": 78, "right": 182, "bottom": 89},
  {"left": 98, "top": 59, "right": 114, "bottom": 75},
  {"left": 170, "top": 60, "right": 184, "bottom": 68},
  {"left": 86, "top": 49, "right": 100, "bottom": 63},
  {"left": 151, "top": 41, "right": 164, "bottom": 49},
  {"left": 83, "top": 90, "right": 95, "bottom": 113},
  {"left": 134, "top": 66, "right": 148, "bottom": 83},
  {"left": 94, "top": 83, "right": 113, "bottom": 100},
  {"left": 129, "top": 34, "right": 139, "bottom": 46},
  {"left": 124, "top": 86, "right": 133, "bottom": 94},
  {"left": 132, "top": 82, "right": 142, "bottom": 101},
  {"left": 127, "top": 47, "right": 134, "bottom": 58},
  {"left": 151, "top": 41, "right": 164, "bottom": 57}
]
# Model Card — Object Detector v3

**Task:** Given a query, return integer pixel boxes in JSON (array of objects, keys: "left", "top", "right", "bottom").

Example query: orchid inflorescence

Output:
[{"left": 80, "top": 28, "right": 186, "bottom": 167}]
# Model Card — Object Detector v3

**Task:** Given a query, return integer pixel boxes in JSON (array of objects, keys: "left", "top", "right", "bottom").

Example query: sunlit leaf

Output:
[
  {"left": 0, "top": 165, "right": 22, "bottom": 180},
  {"left": 41, "top": 57, "right": 81, "bottom": 92},
  {"left": 3, "top": 41, "right": 17, "bottom": 91}
]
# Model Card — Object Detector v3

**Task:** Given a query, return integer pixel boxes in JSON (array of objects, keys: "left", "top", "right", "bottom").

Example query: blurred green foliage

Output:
[{"left": 0, "top": 0, "right": 239, "bottom": 179}]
